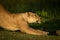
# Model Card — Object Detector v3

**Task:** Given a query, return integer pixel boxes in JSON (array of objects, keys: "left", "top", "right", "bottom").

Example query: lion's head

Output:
[{"left": 22, "top": 12, "right": 41, "bottom": 23}]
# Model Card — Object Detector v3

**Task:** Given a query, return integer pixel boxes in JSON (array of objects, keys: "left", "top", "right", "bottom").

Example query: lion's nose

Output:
[
  {"left": 36, "top": 20, "right": 38, "bottom": 22},
  {"left": 36, "top": 20, "right": 41, "bottom": 23}
]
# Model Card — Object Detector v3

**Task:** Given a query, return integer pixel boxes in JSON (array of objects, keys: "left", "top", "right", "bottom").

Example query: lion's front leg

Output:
[{"left": 18, "top": 22, "right": 49, "bottom": 35}]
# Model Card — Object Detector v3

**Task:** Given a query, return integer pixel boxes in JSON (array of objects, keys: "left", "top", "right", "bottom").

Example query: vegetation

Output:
[
  {"left": 0, "top": 0, "right": 60, "bottom": 40},
  {"left": 0, "top": 30, "right": 60, "bottom": 40}
]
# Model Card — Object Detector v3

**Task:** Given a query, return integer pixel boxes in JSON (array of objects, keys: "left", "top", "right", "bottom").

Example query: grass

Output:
[{"left": 0, "top": 30, "right": 60, "bottom": 40}]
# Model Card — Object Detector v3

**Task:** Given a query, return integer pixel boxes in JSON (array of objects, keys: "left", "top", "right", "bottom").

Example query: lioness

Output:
[{"left": 0, "top": 4, "right": 49, "bottom": 35}]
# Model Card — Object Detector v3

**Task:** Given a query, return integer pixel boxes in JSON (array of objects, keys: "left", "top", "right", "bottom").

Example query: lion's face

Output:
[{"left": 26, "top": 12, "right": 41, "bottom": 23}]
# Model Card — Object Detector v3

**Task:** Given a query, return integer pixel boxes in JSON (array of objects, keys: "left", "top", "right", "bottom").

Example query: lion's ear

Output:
[{"left": 25, "top": 12, "right": 30, "bottom": 16}]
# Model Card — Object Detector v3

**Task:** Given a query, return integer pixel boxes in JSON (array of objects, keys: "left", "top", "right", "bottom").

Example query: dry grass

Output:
[{"left": 0, "top": 30, "right": 60, "bottom": 40}]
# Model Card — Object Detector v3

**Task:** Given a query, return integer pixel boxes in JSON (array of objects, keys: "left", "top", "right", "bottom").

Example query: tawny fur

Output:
[{"left": 0, "top": 4, "right": 49, "bottom": 35}]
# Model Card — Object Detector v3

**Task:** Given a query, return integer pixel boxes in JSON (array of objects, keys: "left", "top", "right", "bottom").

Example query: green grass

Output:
[{"left": 0, "top": 30, "right": 60, "bottom": 40}]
